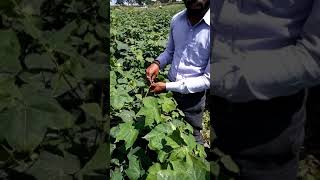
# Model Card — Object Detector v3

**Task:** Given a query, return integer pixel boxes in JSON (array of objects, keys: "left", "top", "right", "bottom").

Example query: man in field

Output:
[
  {"left": 211, "top": 0, "right": 320, "bottom": 179},
  {"left": 145, "top": 0, "right": 210, "bottom": 144}
]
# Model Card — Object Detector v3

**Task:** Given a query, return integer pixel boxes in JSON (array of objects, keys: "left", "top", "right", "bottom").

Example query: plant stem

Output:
[
  {"left": 144, "top": 84, "right": 152, "bottom": 98},
  {"left": 45, "top": 46, "right": 82, "bottom": 99},
  {"left": 1, "top": 145, "right": 24, "bottom": 167}
]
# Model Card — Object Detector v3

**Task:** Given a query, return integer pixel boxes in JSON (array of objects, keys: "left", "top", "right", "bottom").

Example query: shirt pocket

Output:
[{"left": 185, "top": 40, "right": 210, "bottom": 68}]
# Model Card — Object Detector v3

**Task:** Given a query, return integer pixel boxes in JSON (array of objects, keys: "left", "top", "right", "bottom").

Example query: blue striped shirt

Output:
[{"left": 156, "top": 9, "right": 210, "bottom": 94}]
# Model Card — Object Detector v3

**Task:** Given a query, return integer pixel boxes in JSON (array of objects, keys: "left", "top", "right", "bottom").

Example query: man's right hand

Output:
[{"left": 146, "top": 62, "right": 160, "bottom": 84}]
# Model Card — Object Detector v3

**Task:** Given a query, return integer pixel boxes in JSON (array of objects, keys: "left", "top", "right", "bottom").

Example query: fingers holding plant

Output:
[
  {"left": 146, "top": 61, "right": 160, "bottom": 84},
  {"left": 150, "top": 82, "right": 166, "bottom": 94}
]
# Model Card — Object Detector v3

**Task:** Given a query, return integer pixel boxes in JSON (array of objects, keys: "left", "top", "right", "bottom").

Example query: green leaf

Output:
[
  {"left": 158, "top": 150, "right": 169, "bottom": 163},
  {"left": 170, "top": 160, "right": 186, "bottom": 172},
  {"left": 128, "top": 146, "right": 141, "bottom": 157},
  {"left": 0, "top": 77, "right": 20, "bottom": 139},
  {"left": 146, "top": 163, "right": 161, "bottom": 180},
  {"left": 156, "top": 170, "right": 190, "bottom": 180},
  {"left": 125, "top": 154, "right": 142, "bottom": 180},
  {"left": 184, "top": 123, "right": 194, "bottom": 133},
  {"left": 143, "top": 124, "right": 175, "bottom": 151},
  {"left": 110, "top": 71, "right": 117, "bottom": 86},
  {"left": 111, "top": 169, "right": 123, "bottom": 180},
  {"left": 136, "top": 97, "right": 161, "bottom": 127},
  {"left": 171, "top": 119, "right": 185, "bottom": 128},
  {"left": 145, "top": 57, "right": 154, "bottom": 63},
  {"left": 168, "top": 129, "right": 186, "bottom": 146},
  {"left": 77, "top": 20, "right": 89, "bottom": 36},
  {"left": 0, "top": 30, "right": 21, "bottom": 75},
  {"left": 81, "top": 103, "right": 103, "bottom": 121},
  {"left": 143, "top": 122, "right": 177, "bottom": 150},
  {"left": 195, "top": 144, "right": 207, "bottom": 159},
  {"left": 117, "top": 78, "right": 127, "bottom": 84},
  {"left": 145, "top": 133, "right": 166, "bottom": 151},
  {"left": 0, "top": 76, "right": 21, "bottom": 104},
  {"left": 168, "top": 147, "right": 189, "bottom": 161},
  {"left": 26, "top": 151, "right": 80, "bottom": 180},
  {"left": 164, "top": 137, "right": 180, "bottom": 149},
  {"left": 51, "top": 73, "right": 78, "bottom": 97},
  {"left": 20, "top": 0, "right": 46, "bottom": 15},
  {"left": 20, "top": 17, "right": 43, "bottom": 41},
  {"left": 46, "top": 20, "right": 78, "bottom": 48},
  {"left": 82, "top": 61, "right": 107, "bottom": 81},
  {"left": 116, "top": 41, "right": 129, "bottom": 51},
  {"left": 76, "top": 143, "right": 109, "bottom": 179},
  {"left": 84, "top": 33, "right": 99, "bottom": 50},
  {"left": 19, "top": 72, "right": 53, "bottom": 90},
  {"left": 24, "top": 53, "right": 55, "bottom": 70},
  {"left": 117, "top": 110, "right": 135, "bottom": 122},
  {"left": 152, "top": 156, "right": 210, "bottom": 180},
  {"left": 154, "top": 122, "right": 176, "bottom": 135},
  {"left": 181, "top": 133, "right": 197, "bottom": 150},
  {"left": 185, "top": 154, "right": 210, "bottom": 180},
  {"left": 0, "top": 86, "right": 74, "bottom": 152},
  {"left": 220, "top": 155, "right": 240, "bottom": 173},
  {"left": 49, "top": 42, "right": 105, "bottom": 83},
  {"left": 210, "top": 161, "right": 220, "bottom": 176},
  {"left": 161, "top": 97, "right": 176, "bottom": 113},
  {"left": 98, "top": 0, "right": 108, "bottom": 19},
  {"left": 111, "top": 122, "right": 138, "bottom": 150},
  {"left": 95, "top": 24, "right": 108, "bottom": 39},
  {"left": 62, "top": 59, "right": 84, "bottom": 81},
  {"left": 110, "top": 89, "right": 133, "bottom": 110}
]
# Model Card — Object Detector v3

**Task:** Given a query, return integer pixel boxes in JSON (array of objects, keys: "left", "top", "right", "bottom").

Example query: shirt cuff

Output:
[{"left": 166, "top": 81, "right": 183, "bottom": 92}]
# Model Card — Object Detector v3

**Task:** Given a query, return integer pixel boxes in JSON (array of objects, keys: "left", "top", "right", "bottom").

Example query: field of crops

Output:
[
  {"left": 109, "top": 4, "right": 215, "bottom": 180},
  {"left": 109, "top": 4, "right": 320, "bottom": 180}
]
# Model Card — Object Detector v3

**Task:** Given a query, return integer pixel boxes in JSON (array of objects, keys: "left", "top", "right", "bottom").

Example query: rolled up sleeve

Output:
[{"left": 167, "top": 59, "right": 210, "bottom": 94}]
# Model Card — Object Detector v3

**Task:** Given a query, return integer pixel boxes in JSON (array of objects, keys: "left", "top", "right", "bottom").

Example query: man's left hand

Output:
[{"left": 150, "top": 82, "right": 166, "bottom": 94}]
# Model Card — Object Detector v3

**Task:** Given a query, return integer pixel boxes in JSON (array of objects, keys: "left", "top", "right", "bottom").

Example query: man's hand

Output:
[
  {"left": 150, "top": 82, "right": 166, "bottom": 94},
  {"left": 146, "top": 62, "right": 160, "bottom": 84}
]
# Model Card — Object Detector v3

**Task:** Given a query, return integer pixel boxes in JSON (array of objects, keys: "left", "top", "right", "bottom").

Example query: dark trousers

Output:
[
  {"left": 173, "top": 91, "right": 206, "bottom": 144},
  {"left": 210, "top": 90, "right": 307, "bottom": 180}
]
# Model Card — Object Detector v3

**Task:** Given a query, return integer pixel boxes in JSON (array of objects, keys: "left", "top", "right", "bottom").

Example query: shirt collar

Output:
[{"left": 203, "top": 9, "right": 210, "bottom": 25}]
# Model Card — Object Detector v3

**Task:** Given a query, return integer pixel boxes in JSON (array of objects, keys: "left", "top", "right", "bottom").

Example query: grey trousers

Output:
[
  {"left": 173, "top": 91, "right": 206, "bottom": 144},
  {"left": 210, "top": 90, "right": 307, "bottom": 180}
]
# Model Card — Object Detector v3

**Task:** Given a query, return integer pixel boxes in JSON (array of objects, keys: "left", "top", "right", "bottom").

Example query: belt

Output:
[{"left": 173, "top": 91, "right": 206, "bottom": 98}]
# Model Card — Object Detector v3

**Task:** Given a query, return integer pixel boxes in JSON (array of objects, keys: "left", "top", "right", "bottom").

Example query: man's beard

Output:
[
  {"left": 185, "top": 1, "right": 209, "bottom": 16},
  {"left": 187, "top": 8, "right": 204, "bottom": 16}
]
